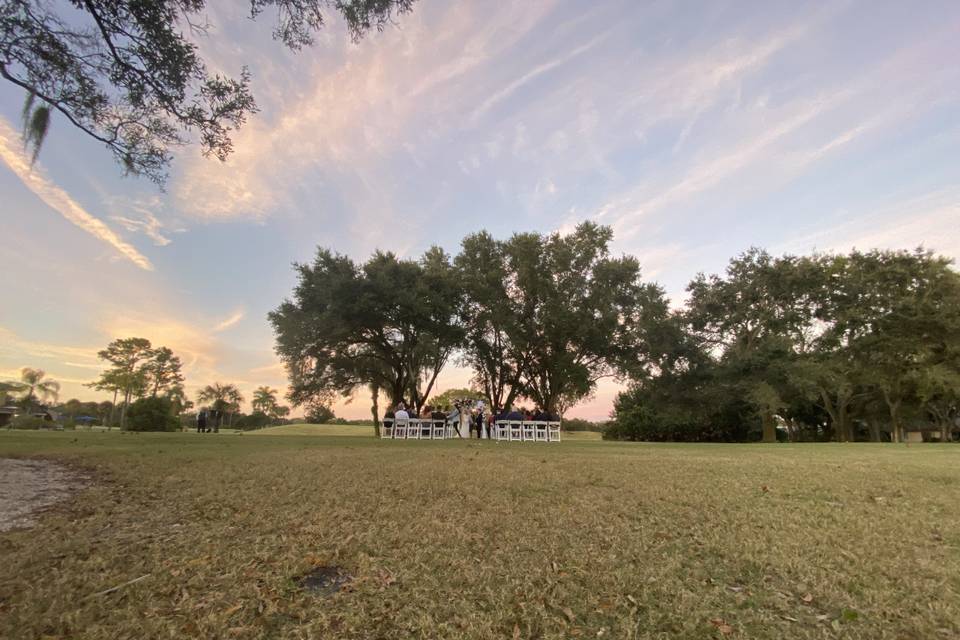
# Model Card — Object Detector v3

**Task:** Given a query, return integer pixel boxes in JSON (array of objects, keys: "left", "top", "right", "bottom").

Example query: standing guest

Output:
[
  {"left": 472, "top": 407, "right": 484, "bottom": 439},
  {"left": 197, "top": 410, "right": 207, "bottom": 433},
  {"left": 446, "top": 403, "right": 461, "bottom": 437}
]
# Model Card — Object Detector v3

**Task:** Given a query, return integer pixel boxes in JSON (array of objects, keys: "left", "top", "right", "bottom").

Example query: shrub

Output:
[
  {"left": 235, "top": 411, "right": 272, "bottom": 430},
  {"left": 126, "top": 397, "right": 179, "bottom": 432},
  {"left": 563, "top": 418, "right": 605, "bottom": 432},
  {"left": 9, "top": 415, "right": 49, "bottom": 430}
]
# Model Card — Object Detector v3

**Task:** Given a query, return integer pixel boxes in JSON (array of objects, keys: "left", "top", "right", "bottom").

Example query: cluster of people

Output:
[
  {"left": 384, "top": 399, "right": 558, "bottom": 439},
  {"left": 196, "top": 409, "right": 222, "bottom": 433}
]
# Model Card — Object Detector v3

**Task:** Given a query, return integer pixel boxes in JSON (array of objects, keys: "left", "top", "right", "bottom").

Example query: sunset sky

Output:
[{"left": 1, "top": 0, "right": 958, "bottom": 420}]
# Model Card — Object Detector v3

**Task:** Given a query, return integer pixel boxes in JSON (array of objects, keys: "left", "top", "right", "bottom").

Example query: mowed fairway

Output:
[{"left": 1, "top": 432, "right": 958, "bottom": 639}]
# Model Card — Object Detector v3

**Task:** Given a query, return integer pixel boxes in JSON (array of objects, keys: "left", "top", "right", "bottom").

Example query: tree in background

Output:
[
  {"left": 252, "top": 386, "right": 279, "bottom": 415},
  {"left": 126, "top": 396, "right": 179, "bottom": 432},
  {"left": 428, "top": 388, "right": 484, "bottom": 411},
  {"left": 197, "top": 382, "right": 243, "bottom": 430},
  {"left": 5, "top": 367, "right": 60, "bottom": 412},
  {"left": 144, "top": 347, "right": 184, "bottom": 397},
  {"left": 610, "top": 247, "right": 960, "bottom": 443},
  {"left": 90, "top": 337, "right": 152, "bottom": 429},
  {"left": 164, "top": 384, "right": 192, "bottom": 420},
  {"left": 271, "top": 247, "right": 463, "bottom": 436},
  {"left": 3, "top": 0, "right": 416, "bottom": 182},
  {"left": 455, "top": 232, "right": 529, "bottom": 413},
  {"left": 462, "top": 223, "right": 669, "bottom": 416},
  {"left": 305, "top": 402, "right": 336, "bottom": 424}
]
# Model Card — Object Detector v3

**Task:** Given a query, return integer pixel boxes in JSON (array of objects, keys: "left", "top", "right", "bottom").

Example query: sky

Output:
[{"left": 1, "top": 0, "right": 958, "bottom": 420}]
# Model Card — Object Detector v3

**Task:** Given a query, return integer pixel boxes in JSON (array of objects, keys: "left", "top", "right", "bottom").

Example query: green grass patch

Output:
[
  {"left": 246, "top": 423, "right": 373, "bottom": 437},
  {"left": 1, "top": 432, "right": 958, "bottom": 639}
]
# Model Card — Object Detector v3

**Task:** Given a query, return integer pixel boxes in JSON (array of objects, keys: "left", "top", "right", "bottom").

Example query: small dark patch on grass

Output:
[{"left": 295, "top": 565, "right": 352, "bottom": 596}]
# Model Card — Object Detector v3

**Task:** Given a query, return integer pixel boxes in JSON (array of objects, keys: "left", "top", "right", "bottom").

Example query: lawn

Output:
[{"left": 0, "top": 431, "right": 957, "bottom": 639}]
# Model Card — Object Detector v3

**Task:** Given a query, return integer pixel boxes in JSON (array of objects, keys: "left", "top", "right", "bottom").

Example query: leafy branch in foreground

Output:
[{"left": 0, "top": 0, "right": 414, "bottom": 183}]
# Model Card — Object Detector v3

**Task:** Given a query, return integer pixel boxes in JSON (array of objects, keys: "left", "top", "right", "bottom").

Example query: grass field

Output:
[{"left": 0, "top": 431, "right": 957, "bottom": 639}]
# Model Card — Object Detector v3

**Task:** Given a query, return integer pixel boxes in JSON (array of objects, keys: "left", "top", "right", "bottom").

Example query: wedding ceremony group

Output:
[{"left": 382, "top": 400, "right": 562, "bottom": 441}]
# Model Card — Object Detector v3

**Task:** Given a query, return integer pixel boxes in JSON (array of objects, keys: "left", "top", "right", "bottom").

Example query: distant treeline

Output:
[
  {"left": 271, "top": 222, "right": 959, "bottom": 442},
  {"left": 605, "top": 248, "right": 960, "bottom": 443}
]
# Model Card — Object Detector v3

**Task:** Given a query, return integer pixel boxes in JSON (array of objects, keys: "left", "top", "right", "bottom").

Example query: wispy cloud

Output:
[
  {"left": 778, "top": 188, "right": 960, "bottom": 259},
  {"left": 468, "top": 30, "right": 610, "bottom": 124},
  {"left": 213, "top": 309, "right": 246, "bottom": 332},
  {"left": 0, "top": 117, "right": 153, "bottom": 270}
]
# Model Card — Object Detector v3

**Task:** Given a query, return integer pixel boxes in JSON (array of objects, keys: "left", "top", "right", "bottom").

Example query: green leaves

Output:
[
  {"left": 3, "top": 1, "right": 415, "bottom": 183},
  {"left": 20, "top": 92, "right": 50, "bottom": 167}
]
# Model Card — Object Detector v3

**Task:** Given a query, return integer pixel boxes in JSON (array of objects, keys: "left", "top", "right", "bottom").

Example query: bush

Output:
[
  {"left": 562, "top": 418, "right": 605, "bottom": 432},
  {"left": 126, "top": 397, "right": 179, "bottom": 432},
  {"left": 8, "top": 415, "right": 49, "bottom": 430},
  {"left": 235, "top": 411, "right": 272, "bottom": 430}
]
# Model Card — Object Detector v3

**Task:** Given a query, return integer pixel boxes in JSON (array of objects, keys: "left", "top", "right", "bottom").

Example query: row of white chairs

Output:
[
  {"left": 380, "top": 418, "right": 561, "bottom": 442},
  {"left": 382, "top": 418, "right": 452, "bottom": 440}
]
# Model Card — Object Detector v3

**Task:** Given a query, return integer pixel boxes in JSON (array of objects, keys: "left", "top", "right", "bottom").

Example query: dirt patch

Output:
[
  {"left": 0, "top": 458, "right": 88, "bottom": 532},
  {"left": 295, "top": 566, "right": 352, "bottom": 596}
]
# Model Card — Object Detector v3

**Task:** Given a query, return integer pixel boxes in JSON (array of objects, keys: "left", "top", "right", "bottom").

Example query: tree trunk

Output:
[
  {"left": 761, "top": 412, "right": 777, "bottom": 443},
  {"left": 120, "top": 388, "right": 131, "bottom": 430},
  {"left": 371, "top": 383, "right": 381, "bottom": 438},
  {"left": 867, "top": 420, "right": 881, "bottom": 442},
  {"left": 109, "top": 388, "right": 118, "bottom": 429}
]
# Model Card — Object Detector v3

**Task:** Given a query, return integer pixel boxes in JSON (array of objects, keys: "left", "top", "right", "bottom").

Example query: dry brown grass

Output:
[{"left": 1, "top": 431, "right": 958, "bottom": 639}]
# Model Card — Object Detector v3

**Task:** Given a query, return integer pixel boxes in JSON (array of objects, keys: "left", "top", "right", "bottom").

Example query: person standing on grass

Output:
[
  {"left": 197, "top": 410, "right": 207, "bottom": 433},
  {"left": 473, "top": 400, "right": 488, "bottom": 439}
]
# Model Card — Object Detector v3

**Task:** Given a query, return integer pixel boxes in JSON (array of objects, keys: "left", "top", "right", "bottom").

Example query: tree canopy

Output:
[
  {"left": 608, "top": 248, "right": 960, "bottom": 443},
  {"left": 271, "top": 223, "right": 671, "bottom": 425},
  {"left": 1, "top": 0, "right": 415, "bottom": 182}
]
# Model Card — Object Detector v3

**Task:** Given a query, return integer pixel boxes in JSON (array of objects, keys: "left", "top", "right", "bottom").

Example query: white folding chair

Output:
[
  {"left": 393, "top": 417, "right": 408, "bottom": 439},
  {"left": 548, "top": 421, "right": 561, "bottom": 442},
  {"left": 431, "top": 419, "right": 445, "bottom": 439},
  {"left": 533, "top": 421, "right": 548, "bottom": 442},
  {"left": 494, "top": 420, "right": 508, "bottom": 441},
  {"left": 419, "top": 419, "right": 432, "bottom": 439},
  {"left": 509, "top": 420, "right": 522, "bottom": 442},
  {"left": 521, "top": 421, "right": 536, "bottom": 441},
  {"left": 381, "top": 418, "right": 394, "bottom": 439},
  {"left": 408, "top": 418, "right": 422, "bottom": 439}
]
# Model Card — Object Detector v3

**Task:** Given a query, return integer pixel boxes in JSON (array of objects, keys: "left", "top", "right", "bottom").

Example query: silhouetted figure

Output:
[{"left": 197, "top": 410, "right": 207, "bottom": 433}]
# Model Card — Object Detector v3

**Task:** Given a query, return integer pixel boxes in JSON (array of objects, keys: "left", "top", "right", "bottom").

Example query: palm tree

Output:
[
  {"left": 252, "top": 386, "right": 278, "bottom": 415},
  {"left": 225, "top": 386, "right": 244, "bottom": 427},
  {"left": 15, "top": 368, "right": 60, "bottom": 412},
  {"left": 197, "top": 382, "right": 242, "bottom": 431}
]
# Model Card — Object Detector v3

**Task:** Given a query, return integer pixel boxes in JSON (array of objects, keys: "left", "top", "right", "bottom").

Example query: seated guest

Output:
[
  {"left": 431, "top": 406, "right": 447, "bottom": 421},
  {"left": 394, "top": 403, "right": 409, "bottom": 421},
  {"left": 504, "top": 405, "right": 524, "bottom": 421},
  {"left": 533, "top": 407, "right": 552, "bottom": 422},
  {"left": 523, "top": 408, "right": 534, "bottom": 421}
]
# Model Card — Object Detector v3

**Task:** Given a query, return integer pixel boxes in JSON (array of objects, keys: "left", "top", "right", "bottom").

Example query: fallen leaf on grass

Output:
[
  {"left": 224, "top": 603, "right": 243, "bottom": 616},
  {"left": 513, "top": 623, "right": 520, "bottom": 639},
  {"left": 563, "top": 607, "right": 576, "bottom": 622},
  {"left": 801, "top": 593, "right": 814, "bottom": 603},
  {"left": 709, "top": 618, "right": 734, "bottom": 635}
]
